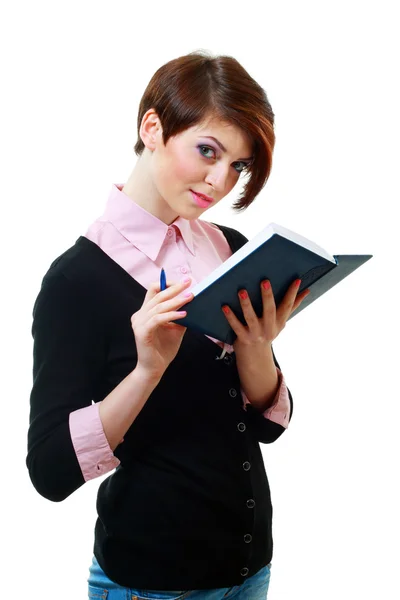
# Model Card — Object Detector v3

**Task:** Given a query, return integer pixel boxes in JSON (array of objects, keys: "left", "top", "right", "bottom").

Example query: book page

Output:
[{"left": 192, "top": 222, "right": 336, "bottom": 296}]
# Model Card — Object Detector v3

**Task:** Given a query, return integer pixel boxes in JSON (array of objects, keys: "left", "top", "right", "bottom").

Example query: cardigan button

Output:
[
  {"left": 240, "top": 567, "right": 249, "bottom": 577},
  {"left": 229, "top": 388, "right": 237, "bottom": 397},
  {"left": 243, "top": 461, "right": 251, "bottom": 471},
  {"left": 246, "top": 499, "right": 255, "bottom": 508},
  {"left": 237, "top": 422, "right": 246, "bottom": 432},
  {"left": 244, "top": 534, "right": 253, "bottom": 543},
  {"left": 223, "top": 354, "right": 232, "bottom": 365}
]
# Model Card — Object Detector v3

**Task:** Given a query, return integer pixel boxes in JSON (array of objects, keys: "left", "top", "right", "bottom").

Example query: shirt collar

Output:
[{"left": 102, "top": 183, "right": 195, "bottom": 260}]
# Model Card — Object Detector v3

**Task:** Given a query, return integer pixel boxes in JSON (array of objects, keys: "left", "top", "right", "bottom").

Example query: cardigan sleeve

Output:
[
  {"left": 241, "top": 368, "right": 291, "bottom": 428},
  {"left": 243, "top": 347, "right": 294, "bottom": 444},
  {"left": 26, "top": 271, "right": 108, "bottom": 502},
  {"left": 210, "top": 223, "right": 294, "bottom": 442}
]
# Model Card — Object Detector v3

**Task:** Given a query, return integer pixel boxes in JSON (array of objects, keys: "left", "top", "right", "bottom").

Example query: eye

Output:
[
  {"left": 232, "top": 161, "right": 250, "bottom": 174},
  {"left": 198, "top": 145, "right": 216, "bottom": 159},
  {"left": 198, "top": 145, "right": 251, "bottom": 174}
]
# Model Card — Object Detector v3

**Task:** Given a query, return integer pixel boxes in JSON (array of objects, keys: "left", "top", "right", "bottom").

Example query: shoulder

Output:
[
  {"left": 32, "top": 237, "right": 108, "bottom": 318},
  {"left": 39, "top": 236, "right": 115, "bottom": 288},
  {"left": 199, "top": 220, "right": 249, "bottom": 252}
]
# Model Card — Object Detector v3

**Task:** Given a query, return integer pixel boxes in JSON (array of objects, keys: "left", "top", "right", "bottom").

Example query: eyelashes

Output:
[{"left": 197, "top": 145, "right": 250, "bottom": 174}]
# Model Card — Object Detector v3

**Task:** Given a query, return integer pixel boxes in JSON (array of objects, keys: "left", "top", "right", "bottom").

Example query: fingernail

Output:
[
  {"left": 262, "top": 281, "right": 270, "bottom": 290},
  {"left": 182, "top": 291, "right": 192, "bottom": 298},
  {"left": 295, "top": 279, "right": 302, "bottom": 286},
  {"left": 239, "top": 290, "right": 248, "bottom": 299},
  {"left": 182, "top": 277, "right": 191, "bottom": 284}
]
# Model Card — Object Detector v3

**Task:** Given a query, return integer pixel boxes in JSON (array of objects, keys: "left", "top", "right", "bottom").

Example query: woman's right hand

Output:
[{"left": 130, "top": 277, "right": 194, "bottom": 380}]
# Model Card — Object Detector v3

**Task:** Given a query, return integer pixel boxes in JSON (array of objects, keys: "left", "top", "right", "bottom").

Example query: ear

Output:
[{"left": 140, "top": 108, "right": 162, "bottom": 151}]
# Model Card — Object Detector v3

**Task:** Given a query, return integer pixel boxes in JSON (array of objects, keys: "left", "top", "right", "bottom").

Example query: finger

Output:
[
  {"left": 237, "top": 289, "right": 259, "bottom": 328},
  {"left": 221, "top": 304, "right": 247, "bottom": 337},
  {"left": 144, "top": 280, "right": 162, "bottom": 299},
  {"left": 146, "top": 277, "right": 192, "bottom": 307},
  {"left": 291, "top": 289, "right": 311, "bottom": 313},
  {"left": 161, "top": 277, "right": 192, "bottom": 295},
  {"left": 150, "top": 289, "right": 194, "bottom": 317},
  {"left": 289, "top": 279, "right": 302, "bottom": 301},
  {"left": 260, "top": 280, "right": 276, "bottom": 317},
  {"left": 277, "top": 279, "right": 302, "bottom": 322},
  {"left": 148, "top": 309, "right": 188, "bottom": 328}
]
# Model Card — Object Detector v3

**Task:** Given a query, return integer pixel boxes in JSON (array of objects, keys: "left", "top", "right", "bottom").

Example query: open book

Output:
[{"left": 177, "top": 222, "right": 372, "bottom": 345}]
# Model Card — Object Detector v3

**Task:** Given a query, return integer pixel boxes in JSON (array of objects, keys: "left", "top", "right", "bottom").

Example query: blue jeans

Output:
[{"left": 88, "top": 555, "right": 271, "bottom": 599}]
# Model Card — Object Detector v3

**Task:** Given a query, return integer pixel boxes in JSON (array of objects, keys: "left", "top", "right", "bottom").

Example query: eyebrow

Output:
[{"left": 201, "top": 136, "right": 254, "bottom": 162}]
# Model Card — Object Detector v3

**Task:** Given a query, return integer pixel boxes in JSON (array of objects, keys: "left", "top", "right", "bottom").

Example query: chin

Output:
[{"left": 169, "top": 193, "right": 206, "bottom": 219}]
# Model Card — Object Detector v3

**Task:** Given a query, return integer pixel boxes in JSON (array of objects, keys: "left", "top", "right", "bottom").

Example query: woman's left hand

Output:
[{"left": 222, "top": 278, "right": 310, "bottom": 350}]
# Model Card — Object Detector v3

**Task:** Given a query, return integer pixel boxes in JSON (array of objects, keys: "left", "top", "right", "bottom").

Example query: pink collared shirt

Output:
[{"left": 69, "top": 183, "right": 291, "bottom": 482}]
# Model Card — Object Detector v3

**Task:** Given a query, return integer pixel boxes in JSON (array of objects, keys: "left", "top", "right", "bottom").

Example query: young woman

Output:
[{"left": 27, "top": 50, "right": 309, "bottom": 599}]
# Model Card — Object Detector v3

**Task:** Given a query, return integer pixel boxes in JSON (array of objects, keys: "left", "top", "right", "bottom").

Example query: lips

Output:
[{"left": 190, "top": 190, "right": 213, "bottom": 208}]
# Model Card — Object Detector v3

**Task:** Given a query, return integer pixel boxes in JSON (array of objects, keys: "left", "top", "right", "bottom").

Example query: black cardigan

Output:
[{"left": 26, "top": 224, "right": 293, "bottom": 590}]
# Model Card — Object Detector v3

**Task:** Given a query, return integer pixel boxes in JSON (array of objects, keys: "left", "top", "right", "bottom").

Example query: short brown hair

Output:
[{"left": 133, "top": 50, "right": 275, "bottom": 212}]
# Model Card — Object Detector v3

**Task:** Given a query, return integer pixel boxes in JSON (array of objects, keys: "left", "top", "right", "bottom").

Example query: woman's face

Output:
[{"left": 143, "top": 110, "right": 254, "bottom": 223}]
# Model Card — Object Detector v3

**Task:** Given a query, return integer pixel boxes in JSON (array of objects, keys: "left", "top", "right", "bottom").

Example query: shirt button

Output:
[
  {"left": 229, "top": 388, "right": 237, "bottom": 398},
  {"left": 223, "top": 354, "right": 232, "bottom": 365},
  {"left": 167, "top": 229, "right": 173, "bottom": 237},
  {"left": 244, "top": 534, "right": 252, "bottom": 543},
  {"left": 237, "top": 422, "right": 246, "bottom": 432},
  {"left": 240, "top": 567, "right": 249, "bottom": 577},
  {"left": 243, "top": 461, "right": 251, "bottom": 471},
  {"left": 180, "top": 266, "right": 188, "bottom": 274},
  {"left": 246, "top": 499, "right": 255, "bottom": 508}
]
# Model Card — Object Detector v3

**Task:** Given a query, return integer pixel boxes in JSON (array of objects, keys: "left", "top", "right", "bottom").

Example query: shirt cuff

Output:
[
  {"left": 69, "top": 403, "right": 120, "bottom": 482},
  {"left": 241, "top": 368, "right": 291, "bottom": 429}
]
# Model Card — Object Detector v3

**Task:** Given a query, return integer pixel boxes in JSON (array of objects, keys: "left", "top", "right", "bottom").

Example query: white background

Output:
[{"left": 1, "top": 1, "right": 399, "bottom": 598}]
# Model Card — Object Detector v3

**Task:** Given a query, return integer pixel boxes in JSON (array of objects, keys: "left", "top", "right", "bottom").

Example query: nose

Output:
[{"left": 204, "top": 163, "right": 231, "bottom": 194}]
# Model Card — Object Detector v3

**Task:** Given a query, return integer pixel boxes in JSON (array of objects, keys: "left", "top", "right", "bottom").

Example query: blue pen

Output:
[{"left": 160, "top": 268, "right": 167, "bottom": 291}]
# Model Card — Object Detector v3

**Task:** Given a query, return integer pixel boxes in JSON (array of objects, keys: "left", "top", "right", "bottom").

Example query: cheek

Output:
[{"left": 168, "top": 146, "right": 203, "bottom": 186}]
